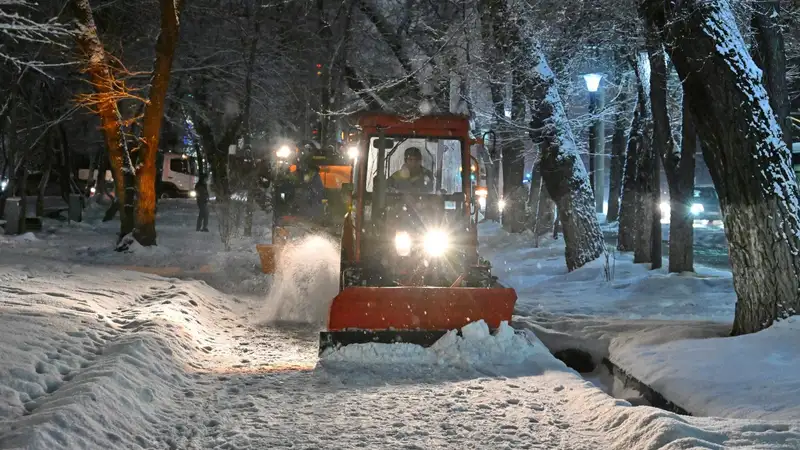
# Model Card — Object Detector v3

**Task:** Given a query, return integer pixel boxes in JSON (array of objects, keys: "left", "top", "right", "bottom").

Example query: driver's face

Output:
[{"left": 405, "top": 155, "right": 422, "bottom": 172}]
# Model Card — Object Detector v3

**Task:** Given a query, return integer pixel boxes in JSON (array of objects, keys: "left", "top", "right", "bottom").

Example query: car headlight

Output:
[
  {"left": 423, "top": 229, "right": 449, "bottom": 257},
  {"left": 347, "top": 146, "right": 359, "bottom": 160},
  {"left": 0, "top": 180, "right": 7, "bottom": 191},
  {"left": 498, "top": 198, "right": 506, "bottom": 212},
  {"left": 659, "top": 201, "right": 670, "bottom": 215},
  {"left": 189, "top": 190, "right": 197, "bottom": 198},
  {"left": 691, "top": 203, "right": 704, "bottom": 215},
  {"left": 478, "top": 196, "right": 486, "bottom": 209},
  {"left": 395, "top": 231, "right": 412, "bottom": 257}
]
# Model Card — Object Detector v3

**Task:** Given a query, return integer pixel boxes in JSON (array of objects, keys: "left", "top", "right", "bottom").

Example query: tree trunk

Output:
[
  {"left": 501, "top": 74, "right": 527, "bottom": 233},
  {"left": 631, "top": 56, "right": 654, "bottom": 264},
  {"left": 643, "top": 9, "right": 695, "bottom": 272},
  {"left": 242, "top": 19, "right": 259, "bottom": 238},
  {"left": 618, "top": 74, "right": 646, "bottom": 252},
  {"left": 134, "top": 0, "right": 184, "bottom": 246},
  {"left": 524, "top": 51, "right": 604, "bottom": 270},
  {"left": 529, "top": 161, "right": 555, "bottom": 246},
  {"left": 668, "top": 92, "right": 696, "bottom": 273},
  {"left": 37, "top": 138, "right": 54, "bottom": 218},
  {"left": 645, "top": 24, "right": 670, "bottom": 270},
  {"left": 648, "top": 0, "right": 800, "bottom": 334},
  {"left": 633, "top": 126, "right": 654, "bottom": 264},
  {"left": 479, "top": 0, "right": 508, "bottom": 223},
  {"left": 606, "top": 85, "right": 628, "bottom": 224},
  {"left": 71, "top": 0, "right": 136, "bottom": 241},
  {"left": 751, "top": 0, "right": 790, "bottom": 148}
]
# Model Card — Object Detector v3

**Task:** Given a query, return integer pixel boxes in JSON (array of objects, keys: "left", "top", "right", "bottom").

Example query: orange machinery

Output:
[{"left": 319, "top": 112, "right": 517, "bottom": 354}]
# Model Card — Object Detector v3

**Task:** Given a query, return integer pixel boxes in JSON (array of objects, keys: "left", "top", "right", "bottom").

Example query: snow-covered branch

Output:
[{"left": 0, "top": 0, "right": 73, "bottom": 71}]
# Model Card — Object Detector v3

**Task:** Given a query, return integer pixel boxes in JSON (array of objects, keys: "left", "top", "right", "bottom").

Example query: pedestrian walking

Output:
[{"left": 195, "top": 177, "right": 209, "bottom": 232}]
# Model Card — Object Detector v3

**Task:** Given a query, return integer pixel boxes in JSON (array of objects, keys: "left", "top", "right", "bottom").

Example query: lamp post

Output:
[{"left": 583, "top": 73, "right": 605, "bottom": 214}]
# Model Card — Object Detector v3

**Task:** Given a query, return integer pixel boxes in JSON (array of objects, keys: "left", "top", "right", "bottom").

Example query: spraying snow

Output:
[{"left": 259, "top": 234, "right": 340, "bottom": 327}]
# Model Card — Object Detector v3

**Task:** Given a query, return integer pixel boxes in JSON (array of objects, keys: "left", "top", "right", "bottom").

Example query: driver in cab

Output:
[{"left": 388, "top": 147, "right": 434, "bottom": 192}]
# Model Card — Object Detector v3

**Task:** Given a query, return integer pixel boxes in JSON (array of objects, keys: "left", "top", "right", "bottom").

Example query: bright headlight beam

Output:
[
  {"left": 690, "top": 203, "right": 704, "bottom": 215},
  {"left": 424, "top": 230, "right": 448, "bottom": 257},
  {"left": 347, "top": 146, "right": 359, "bottom": 160},
  {"left": 276, "top": 145, "right": 292, "bottom": 159},
  {"left": 395, "top": 231, "right": 412, "bottom": 257}
]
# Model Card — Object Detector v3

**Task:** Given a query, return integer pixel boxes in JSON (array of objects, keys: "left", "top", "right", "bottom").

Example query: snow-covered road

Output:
[{"left": 1, "top": 201, "right": 798, "bottom": 449}]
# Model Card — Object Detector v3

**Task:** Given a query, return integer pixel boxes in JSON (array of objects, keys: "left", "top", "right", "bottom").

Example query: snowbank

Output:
[
  {"left": 610, "top": 317, "right": 800, "bottom": 421},
  {"left": 0, "top": 254, "right": 310, "bottom": 449}
]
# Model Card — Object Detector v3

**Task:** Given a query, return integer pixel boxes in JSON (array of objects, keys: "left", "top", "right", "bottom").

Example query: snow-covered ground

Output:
[
  {"left": 479, "top": 222, "right": 800, "bottom": 425},
  {"left": 1, "top": 201, "right": 798, "bottom": 449}
]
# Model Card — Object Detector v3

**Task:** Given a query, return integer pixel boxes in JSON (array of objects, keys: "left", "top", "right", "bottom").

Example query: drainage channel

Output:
[{"left": 550, "top": 348, "right": 693, "bottom": 416}]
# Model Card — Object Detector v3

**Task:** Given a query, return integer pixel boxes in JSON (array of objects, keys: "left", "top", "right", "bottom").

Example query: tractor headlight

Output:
[
  {"left": 423, "top": 229, "right": 449, "bottom": 257},
  {"left": 276, "top": 145, "right": 292, "bottom": 159},
  {"left": 691, "top": 203, "right": 704, "bottom": 215},
  {"left": 395, "top": 231, "right": 412, "bottom": 257}
]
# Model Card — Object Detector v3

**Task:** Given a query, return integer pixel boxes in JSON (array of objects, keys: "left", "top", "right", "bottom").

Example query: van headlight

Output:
[
  {"left": 423, "top": 229, "right": 449, "bottom": 257},
  {"left": 395, "top": 231, "right": 412, "bottom": 256}
]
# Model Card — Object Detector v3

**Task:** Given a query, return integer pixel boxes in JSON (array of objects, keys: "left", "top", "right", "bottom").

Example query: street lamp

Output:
[{"left": 583, "top": 73, "right": 605, "bottom": 214}]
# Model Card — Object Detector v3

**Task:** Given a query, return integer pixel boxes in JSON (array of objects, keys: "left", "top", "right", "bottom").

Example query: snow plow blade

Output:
[
  {"left": 255, "top": 244, "right": 279, "bottom": 274},
  {"left": 319, "top": 286, "right": 517, "bottom": 355}
]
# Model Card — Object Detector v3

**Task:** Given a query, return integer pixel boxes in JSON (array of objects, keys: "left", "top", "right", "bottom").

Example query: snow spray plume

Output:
[{"left": 259, "top": 234, "right": 340, "bottom": 327}]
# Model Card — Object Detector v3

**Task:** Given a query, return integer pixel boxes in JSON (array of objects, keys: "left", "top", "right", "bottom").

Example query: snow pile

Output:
[
  {"left": 0, "top": 257, "right": 267, "bottom": 449},
  {"left": 258, "top": 234, "right": 340, "bottom": 326},
  {"left": 320, "top": 321, "right": 560, "bottom": 374},
  {"left": 610, "top": 316, "right": 800, "bottom": 421}
]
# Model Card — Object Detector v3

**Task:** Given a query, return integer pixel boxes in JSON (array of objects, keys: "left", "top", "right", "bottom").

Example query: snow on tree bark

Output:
[
  {"left": 134, "top": 0, "right": 184, "bottom": 246},
  {"left": 71, "top": 0, "right": 136, "bottom": 244},
  {"left": 617, "top": 83, "right": 644, "bottom": 253},
  {"left": 496, "top": 0, "right": 601, "bottom": 269},
  {"left": 630, "top": 57, "right": 655, "bottom": 263},
  {"left": 524, "top": 52, "right": 604, "bottom": 270},
  {"left": 648, "top": 0, "right": 800, "bottom": 333}
]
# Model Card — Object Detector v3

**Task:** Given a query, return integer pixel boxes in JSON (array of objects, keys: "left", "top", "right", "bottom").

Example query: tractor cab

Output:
[{"left": 340, "top": 114, "right": 491, "bottom": 289}]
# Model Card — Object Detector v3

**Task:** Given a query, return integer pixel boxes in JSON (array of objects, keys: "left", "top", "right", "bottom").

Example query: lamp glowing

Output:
[{"left": 583, "top": 73, "right": 603, "bottom": 93}]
